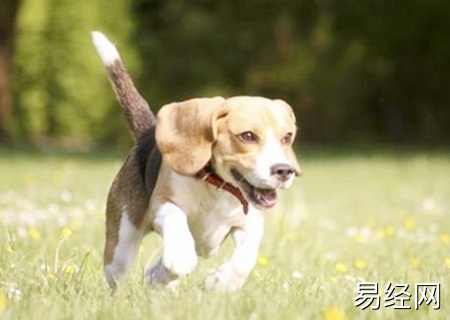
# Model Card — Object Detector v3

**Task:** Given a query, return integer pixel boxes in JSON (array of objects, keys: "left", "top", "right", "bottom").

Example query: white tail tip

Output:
[{"left": 91, "top": 31, "right": 120, "bottom": 66}]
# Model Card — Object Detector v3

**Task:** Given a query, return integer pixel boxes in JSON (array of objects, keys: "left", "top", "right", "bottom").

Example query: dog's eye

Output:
[
  {"left": 238, "top": 131, "right": 259, "bottom": 143},
  {"left": 281, "top": 132, "right": 293, "bottom": 145}
]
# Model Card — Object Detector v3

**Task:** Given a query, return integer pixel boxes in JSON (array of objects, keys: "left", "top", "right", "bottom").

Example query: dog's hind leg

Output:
[
  {"left": 103, "top": 150, "right": 149, "bottom": 290},
  {"left": 104, "top": 207, "right": 145, "bottom": 290}
]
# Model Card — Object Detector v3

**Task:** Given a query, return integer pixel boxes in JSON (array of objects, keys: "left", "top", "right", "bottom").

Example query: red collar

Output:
[{"left": 197, "top": 167, "right": 249, "bottom": 214}]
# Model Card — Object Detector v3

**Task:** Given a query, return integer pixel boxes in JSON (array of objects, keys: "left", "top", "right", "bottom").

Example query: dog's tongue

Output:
[{"left": 254, "top": 188, "right": 277, "bottom": 208}]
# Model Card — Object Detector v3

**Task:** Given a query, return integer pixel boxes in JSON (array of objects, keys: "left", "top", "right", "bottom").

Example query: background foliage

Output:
[
  {"left": 3, "top": 0, "right": 450, "bottom": 146},
  {"left": 10, "top": 0, "right": 138, "bottom": 146}
]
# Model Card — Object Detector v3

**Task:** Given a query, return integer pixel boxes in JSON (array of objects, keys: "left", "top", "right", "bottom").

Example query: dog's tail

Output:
[{"left": 91, "top": 31, "right": 155, "bottom": 138}]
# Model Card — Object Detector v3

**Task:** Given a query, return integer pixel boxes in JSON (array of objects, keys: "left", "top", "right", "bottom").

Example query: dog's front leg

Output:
[
  {"left": 205, "top": 211, "right": 264, "bottom": 292},
  {"left": 145, "top": 203, "right": 198, "bottom": 284}
]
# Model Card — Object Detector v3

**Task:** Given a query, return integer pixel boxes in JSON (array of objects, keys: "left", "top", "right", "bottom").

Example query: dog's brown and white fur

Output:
[{"left": 92, "top": 32, "right": 301, "bottom": 291}]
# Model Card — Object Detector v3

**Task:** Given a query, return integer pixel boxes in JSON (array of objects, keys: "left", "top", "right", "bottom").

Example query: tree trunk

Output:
[{"left": 0, "top": 0, "right": 21, "bottom": 141}]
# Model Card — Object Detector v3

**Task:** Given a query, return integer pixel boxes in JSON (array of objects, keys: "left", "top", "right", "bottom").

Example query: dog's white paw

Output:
[
  {"left": 162, "top": 238, "right": 198, "bottom": 277},
  {"left": 204, "top": 265, "right": 246, "bottom": 292},
  {"left": 145, "top": 258, "right": 177, "bottom": 284}
]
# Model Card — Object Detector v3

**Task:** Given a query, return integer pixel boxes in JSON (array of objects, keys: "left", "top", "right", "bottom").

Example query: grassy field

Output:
[{"left": 0, "top": 147, "right": 448, "bottom": 320}]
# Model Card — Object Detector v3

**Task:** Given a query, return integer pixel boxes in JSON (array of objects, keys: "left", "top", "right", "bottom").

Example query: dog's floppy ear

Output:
[{"left": 156, "top": 97, "right": 228, "bottom": 175}]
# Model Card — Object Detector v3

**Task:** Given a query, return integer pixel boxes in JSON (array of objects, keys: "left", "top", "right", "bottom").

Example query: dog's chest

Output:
[{"left": 170, "top": 172, "right": 247, "bottom": 257}]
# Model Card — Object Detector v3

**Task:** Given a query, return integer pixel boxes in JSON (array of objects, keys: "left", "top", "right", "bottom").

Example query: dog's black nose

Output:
[{"left": 271, "top": 164, "right": 294, "bottom": 182}]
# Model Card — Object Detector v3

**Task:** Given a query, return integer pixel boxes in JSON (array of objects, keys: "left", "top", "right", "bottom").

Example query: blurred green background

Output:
[{"left": 1, "top": 0, "right": 449, "bottom": 148}]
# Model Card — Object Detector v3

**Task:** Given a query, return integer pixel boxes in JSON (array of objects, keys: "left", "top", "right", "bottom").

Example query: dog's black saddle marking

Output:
[{"left": 136, "top": 126, "right": 162, "bottom": 196}]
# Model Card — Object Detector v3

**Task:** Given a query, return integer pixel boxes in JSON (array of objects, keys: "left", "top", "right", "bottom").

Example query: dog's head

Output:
[{"left": 156, "top": 96, "right": 301, "bottom": 209}]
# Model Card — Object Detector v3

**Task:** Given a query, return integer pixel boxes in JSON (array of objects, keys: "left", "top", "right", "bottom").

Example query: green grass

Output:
[{"left": 0, "top": 148, "right": 449, "bottom": 320}]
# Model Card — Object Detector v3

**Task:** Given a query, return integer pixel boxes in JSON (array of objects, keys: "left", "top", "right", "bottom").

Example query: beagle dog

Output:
[{"left": 92, "top": 32, "right": 301, "bottom": 291}]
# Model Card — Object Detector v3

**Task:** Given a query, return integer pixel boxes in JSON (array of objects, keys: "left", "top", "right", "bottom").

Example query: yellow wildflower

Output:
[
  {"left": 47, "top": 273, "right": 56, "bottom": 281},
  {"left": 6, "top": 245, "right": 14, "bottom": 254},
  {"left": 252, "top": 269, "right": 261, "bottom": 278},
  {"left": 28, "top": 227, "right": 41, "bottom": 240},
  {"left": 63, "top": 264, "right": 77, "bottom": 275},
  {"left": 0, "top": 292, "right": 7, "bottom": 313},
  {"left": 323, "top": 307, "right": 346, "bottom": 320},
  {"left": 139, "top": 244, "right": 145, "bottom": 254},
  {"left": 445, "top": 257, "right": 450, "bottom": 268},
  {"left": 409, "top": 257, "right": 420, "bottom": 268},
  {"left": 61, "top": 227, "right": 73, "bottom": 239},
  {"left": 258, "top": 256, "right": 270, "bottom": 267},
  {"left": 403, "top": 218, "right": 416, "bottom": 231},
  {"left": 440, "top": 234, "right": 449, "bottom": 245},
  {"left": 384, "top": 225, "right": 396, "bottom": 236},
  {"left": 354, "top": 258, "right": 366, "bottom": 270},
  {"left": 334, "top": 262, "right": 348, "bottom": 274},
  {"left": 354, "top": 234, "right": 365, "bottom": 244}
]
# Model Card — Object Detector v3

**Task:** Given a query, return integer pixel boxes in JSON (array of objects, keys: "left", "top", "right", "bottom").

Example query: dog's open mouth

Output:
[{"left": 230, "top": 169, "right": 277, "bottom": 209}]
